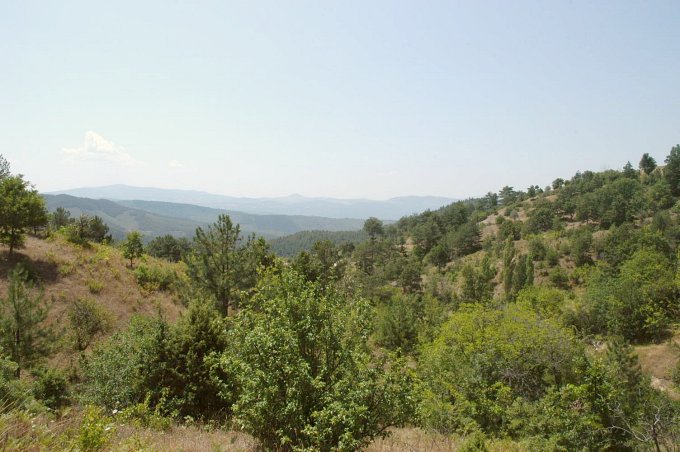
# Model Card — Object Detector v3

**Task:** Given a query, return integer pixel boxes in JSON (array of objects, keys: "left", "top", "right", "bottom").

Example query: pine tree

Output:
[
  {"left": 186, "top": 214, "right": 242, "bottom": 316},
  {"left": 0, "top": 265, "right": 52, "bottom": 377}
]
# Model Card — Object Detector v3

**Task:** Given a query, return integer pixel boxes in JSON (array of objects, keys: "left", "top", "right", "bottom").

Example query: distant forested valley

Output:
[{"left": 0, "top": 147, "right": 679, "bottom": 450}]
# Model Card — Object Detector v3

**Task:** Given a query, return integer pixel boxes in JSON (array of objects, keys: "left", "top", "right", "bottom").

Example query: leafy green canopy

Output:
[
  {"left": 418, "top": 303, "right": 584, "bottom": 435},
  {"left": 214, "top": 267, "right": 414, "bottom": 451},
  {"left": 0, "top": 175, "right": 47, "bottom": 255}
]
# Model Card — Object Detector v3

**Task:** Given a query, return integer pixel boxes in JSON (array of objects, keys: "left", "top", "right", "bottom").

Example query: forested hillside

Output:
[
  {"left": 43, "top": 194, "right": 365, "bottom": 241},
  {"left": 0, "top": 148, "right": 679, "bottom": 450}
]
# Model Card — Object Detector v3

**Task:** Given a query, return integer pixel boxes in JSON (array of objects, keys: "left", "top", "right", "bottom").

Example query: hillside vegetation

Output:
[
  {"left": 44, "top": 195, "right": 365, "bottom": 241},
  {"left": 0, "top": 148, "right": 680, "bottom": 450}
]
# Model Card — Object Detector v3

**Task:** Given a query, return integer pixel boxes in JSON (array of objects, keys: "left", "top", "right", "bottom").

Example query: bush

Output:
[
  {"left": 545, "top": 247, "right": 559, "bottom": 267},
  {"left": 528, "top": 237, "right": 547, "bottom": 261},
  {"left": 68, "top": 298, "right": 112, "bottom": 351},
  {"left": 548, "top": 267, "right": 569, "bottom": 289},
  {"left": 214, "top": 267, "right": 414, "bottom": 450},
  {"left": 81, "top": 303, "right": 228, "bottom": 420},
  {"left": 31, "top": 367, "right": 69, "bottom": 410},
  {"left": 0, "top": 352, "right": 34, "bottom": 411},
  {"left": 78, "top": 406, "right": 113, "bottom": 452},
  {"left": 374, "top": 293, "right": 420, "bottom": 352},
  {"left": 81, "top": 316, "right": 163, "bottom": 409},
  {"left": 87, "top": 279, "right": 104, "bottom": 294},
  {"left": 584, "top": 249, "right": 676, "bottom": 341},
  {"left": 418, "top": 303, "right": 584, "bottom": 434},
  {"left": 134, "top": 264, "right": 177, "bottom": 292}
]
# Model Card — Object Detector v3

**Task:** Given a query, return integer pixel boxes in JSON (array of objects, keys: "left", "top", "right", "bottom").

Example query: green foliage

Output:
[
  {"left": 145, "top": 234, "right": 191, "bottom": 262},
  {"left": 583, "top": 249, "right": 677, "bottom": 341},
  {"left": 50, "top": 206, "right": 72, "bottom": 229},
  {"left": 292, "top": 240, "right": 346, "bottom": 286},
  {"left": 63, "top": 215, "right": 112, "bottom": 245},
  {"left": 527, "top": 237, "right": 546, "bottom": 261},
  {"left": 186, "top": 214, "right": 273, "bottom": 316},
  {"left": 68, "top": 298, "right": 112, "bottom": 351},
  {"left": 141, "top": 299, "right": 229, "bottom": 420},
  {"left": 374, "top": 292, "right": 420, "bottom": 352},
  {"left": 0, "top": 265, "right": 52, "bottom": 377},
  {"left": 639, "top": 152, "right": 657, "bottom": 175},
  {"left": 505, "top": 383, "right": 608, "bottom": 450},
  {"left": 515, "top": 286, "right": 567, "bottom": 317},
  {"left": 497, "top": 219, "right": 521, "bottom": 241},
  {"left": 418, "top": 303, "right": 584, "bottom": 434},
  {"left": 664, "top": 144, "right": 680, "bottom": 196},
  {"left": 569, "top": 226, "right": 593, "bottom": 266},
  {"left": 398, "top": 258, "right": 423, "bottom": 293},
  {"left": 446, "top": 221, "right": 482, "bottom": 257},
  {"left": 81, "top": 316, "right": 162, "bottom": 409},
  {"left": 82, "top": 303, "right": 228, "bottom": 420},
  {"left": 0, "top": 351, "right": 35, "bottom": 410},
  {"left": 363, "top": 217, "right": 384, "bottom": 240},
  {"left": 215, "top": 267, "right": 414, "bottom": 450},
  {"left": 0, "top": 154, "right": 10, "bottom": 180},
  {"left": 134, "top": 263, "right": 178, "bottom": 292},
  {"left": 122, "top": 231, "right": 144, "bottom": 267},
  {"left": 460, "top": 430, "right": 488, "bottom": 452},
  {"left": 31, "top": 367, "right": 69, "bottom": 410},
  {"left": 78, "top": 406, "right": 113, "bottom": 452},
  {"left": 87, "top": 279, "right": 104, "bottom": 294},
  {"left": 0, "top": 174, "right": 47, "bottom": 255},
  {"left": 524, "top": 202, "right": 556, "bottom": 234},
  {"left": 459, "top": 256, "right": 496, "bottom": 304},
  {"left": 118, "top": 395, "right": 172, "bottom": 430},
  {"left": 270, "top": 229, "right": 367, "bottom": 258}
]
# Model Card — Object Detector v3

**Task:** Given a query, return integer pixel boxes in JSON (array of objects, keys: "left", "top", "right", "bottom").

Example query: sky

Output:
[{"left": 1, "top": 0, "right": 679, "bottom": 200}]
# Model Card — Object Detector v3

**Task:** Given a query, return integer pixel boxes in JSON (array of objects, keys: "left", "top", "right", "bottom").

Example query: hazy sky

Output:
[{"left": 1, "top": 1, "right": 679, "bottom": 199}]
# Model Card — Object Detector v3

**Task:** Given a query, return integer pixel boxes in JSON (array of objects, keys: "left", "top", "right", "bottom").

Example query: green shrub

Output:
[
  {"left": 545, "top": 247, "right": 559, "bottom": 267},
  {"left": 548, "top": 267, "right": 569, "bottom": 289},
  {"left": 134, "top": 264, "right": 177, "bottom": 292},
  {"left": 460, "top": 430, "right": 489, "bottom": 452},
  {"left": 0, "top": 352, "right": 34, "bottom": 411},
  {"left": 374, "top": 293, "right": 420, "bottom": 352},
  {"left": 119, "top": 394, "right": 172, "bottom": 431},
  {"left": 214, "top": 267, "right": 414, "bottom": 450},
  {"left": 528, "top": 237, "right": 547, "bottom": 261},
  {"left": 78, "top": 406, "right": 113, "bottom": 452},
  {"left": 81, "top": 316, "right": 163, "bottom": 409},
  {"left": 68, "top": 298, "right": 112, "bottom": 351},
  {"left": 87, "top": 279, "right": 104, "bottom": 294},
  {"left": 31, "top": 367, "right": 69, "bottom": 410},
  {"left": 418, "top": 303, "right": 584, "bottom": 434}
]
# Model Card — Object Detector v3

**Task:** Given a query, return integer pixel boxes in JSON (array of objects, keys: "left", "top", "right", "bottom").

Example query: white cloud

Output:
[
  {"left": 168, "top": 159, "right": 182, "bottom": 168},
  {"left": 62, "top": 131, "right": 142, "bottom": 166}
]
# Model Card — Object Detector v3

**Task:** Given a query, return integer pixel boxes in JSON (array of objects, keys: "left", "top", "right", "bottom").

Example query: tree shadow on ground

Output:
[{"left": 0, "top": 251, "right": 59, "bottom": 285}]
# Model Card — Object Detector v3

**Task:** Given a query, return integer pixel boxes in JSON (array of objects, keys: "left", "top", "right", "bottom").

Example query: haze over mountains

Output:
[
  {"left": 49, "top": 185, "right": 455, "bottom": 220},
  {"left": 43, "top": 194, "right": 368, "bottom": 241}
]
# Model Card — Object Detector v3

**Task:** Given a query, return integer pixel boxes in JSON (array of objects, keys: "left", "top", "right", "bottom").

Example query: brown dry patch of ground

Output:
[
  {"left": 0, "top": 234, "right": 184, "bottom": 365},
  {"left": 367, "top": 428, "right": 460, "bottom": 451},
  {"left": 635, "top": 332, "right": 680, "bottom": 400},
  {"left": 114, "top": 425, "right": 257, "bottom": 451},
  {"left": 130, "top": 427, "right": 527, "bottom": 452}
]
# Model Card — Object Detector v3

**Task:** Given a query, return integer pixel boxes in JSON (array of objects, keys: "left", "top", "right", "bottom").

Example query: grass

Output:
[{"left": 87, "top": 279, "right": 104, "bottom": 294}]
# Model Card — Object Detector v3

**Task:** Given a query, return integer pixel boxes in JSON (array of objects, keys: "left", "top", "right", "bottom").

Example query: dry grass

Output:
[
  {"left": 367, "top": 428, "right": 461, "bottom": 451},
  {"left": 113, "top": 425, "right": 257, "bottom": 451},
  {"left": 0, "top": 235, "right": 184, "bottom": 366},
  {"left": 635, "top": 331, "right": 680, "bottom": 400}
]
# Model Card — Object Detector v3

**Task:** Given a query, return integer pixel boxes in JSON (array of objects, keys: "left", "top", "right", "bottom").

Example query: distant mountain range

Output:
[
  {"left": 43, "top": 194, "right": 366, "bottom": 241},
  {"left": 49, "top": 185, "right": 455, "bottom": 220}
]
